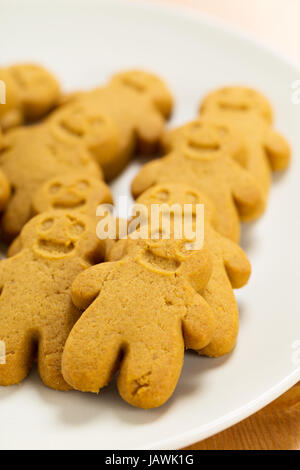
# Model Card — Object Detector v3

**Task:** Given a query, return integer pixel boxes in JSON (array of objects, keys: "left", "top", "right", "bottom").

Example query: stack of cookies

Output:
[{"left": 0, "top": 64, "right": 290, "bottom": 409}]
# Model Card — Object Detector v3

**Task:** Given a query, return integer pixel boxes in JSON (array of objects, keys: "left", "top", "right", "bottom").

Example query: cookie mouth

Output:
[
  {"left": 36, "top": 239, "right": 75, "bottom": 256},
  {"left": 188, "top": 140, "right": 220, "bottom": 152},
  {"left": 185, "top": 139, "right": 221, "bottom": 159},
  {"left": 138, "top": 250, "right": 180, "bottom": 274},
  {"left": 53, "top": 197, "right": 86, "bottom": 210},
  {"left": 219, "top": 101, "right": 250, "bottom": 112}
]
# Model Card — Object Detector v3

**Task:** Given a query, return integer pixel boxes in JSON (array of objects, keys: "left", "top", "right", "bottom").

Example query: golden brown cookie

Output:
[
  {"left": 62, "top": 233, "right": 214, "bottom": 409},
  {"left": 7, "top": 171, "right": 113, "bottom": 258},
  {"left": 134, "top": 183, "right": 251, "bottom": 357},
  {"left": 0, "top": 211, "right": 105, "bottom": 390},
  {"left": 0, "top": 63, "right": 60, "bottom": 130},
  {"left": 0, "top": 132, "right": 10, "bottom": 212},
  {"left": 200, "top": 86, "right": 291, "bottom": 214},
  {"left": 0, "top": 169, "right": 10, "bottom": 213},
  {"left": 52, "top": 69, "right": 173, "bottom": 180},
  {"left": 132, "top": 119, "right": 263, "bottom": 243},
  {"left": 0, "top": 125, "right": 101, "bottom": 240}
]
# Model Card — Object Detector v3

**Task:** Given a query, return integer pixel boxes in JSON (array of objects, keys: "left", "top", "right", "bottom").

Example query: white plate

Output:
[{"left": 1, "top": 0, "right": 300, "bottom": 451}]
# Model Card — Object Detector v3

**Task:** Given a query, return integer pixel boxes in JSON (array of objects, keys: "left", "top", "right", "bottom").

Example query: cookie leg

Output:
[
  {"left": 230, "top": 161, "right": 265, "bottom": 222},
  {"left": 200, "top": 274, "right": 239, "bottom": 357},
  {"left": 7, "top": 236, "right": 22, "bottom": 258},
  {"left": 62, "top": 315, "right": 123, "bottom": 393},
  {"left": 136, "top": 108, "right": 165, "bottom": 153},
  {"left": 38, "top": 335, "right": 71, "bottom": 391},
  {"left": 264, "top": 129, "right": 291, "bottom": 171},
  {"left": 182, "top": 298, "right": 215, "bottom": 350},
  {"left": 0, "top": 170, "right": 10, "bottom": 212},
  {"left": 131, "top": 159, "right": 161, "bottom": 198},
  {"left": 118, "top": 331, "right": 184, "bottom": 409},
  {"left": 0, "top": 331, "right": 36, "bottom": 386}
]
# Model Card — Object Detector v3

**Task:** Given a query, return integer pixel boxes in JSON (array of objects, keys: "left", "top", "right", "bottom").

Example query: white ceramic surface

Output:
[{"left": 1, "top": 0, "right": 300, "bottom": 450}]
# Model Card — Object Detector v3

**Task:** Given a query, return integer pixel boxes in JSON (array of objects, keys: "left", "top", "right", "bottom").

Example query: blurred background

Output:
[{"left": 149, "top": 0, "right": 299, "bottom": 64}]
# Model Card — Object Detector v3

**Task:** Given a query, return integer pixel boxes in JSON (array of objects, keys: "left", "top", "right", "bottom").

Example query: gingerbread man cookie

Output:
[
  {"left": 200, "top": 86, "right": 291, "bottom": 213},
  {"left": 0, "top": 125, "right": 101, "bottom": 240},
  {"left": 132, "top": 119, "right": 262, "bottom": 242},
  {"left": 0, "top": 211, "right": 105, "bottom": 390},
  {"left": 0, "top": 63, "right": 60, "bottom": 130},
  {"left": 53, "top": 69, "right": 173, "bottom": 180},
  {"left": 133, "top": 183, "right": 251, "bottom": 357},
  {"left": 62, "top": 234, "right": 214, "bottom": 408},
  {"left": 7, "top": 172, "right": 113, "bottom": 258}
]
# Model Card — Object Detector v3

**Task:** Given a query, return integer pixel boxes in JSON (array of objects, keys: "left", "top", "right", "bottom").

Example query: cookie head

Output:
[
  {"left": 33, "top": 173, "right": 112, "bottom": 216},
  {"left": 111, "top": 69, "right": 173, "bottom": 117},
  {"left": 9, "top": 64, "right": 60, "bottom": 118},
  {"left": 137, "top": 183, "right": 216, "bottom": 225},
  {"left": 48, "top": 103, "right": 119, "bottom": 166},
  {"left": 20, "top": 212, "right": 100, "bottom": 260},
  {"left": 125, "top": 226, "right": 211, "bottom": 291},
  {"left": 171, "top": 120, "right": 242, "bottom": 161},
  {"left": 201, "top": 87, "right": 273, "bottom": 123}
]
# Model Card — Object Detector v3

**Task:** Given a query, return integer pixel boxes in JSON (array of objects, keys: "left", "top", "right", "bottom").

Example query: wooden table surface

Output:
[{"left": 144, "top": 0, "right": 300, "bottom": 451}]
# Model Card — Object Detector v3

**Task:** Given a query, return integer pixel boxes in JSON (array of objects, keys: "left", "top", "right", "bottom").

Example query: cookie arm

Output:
[
  {"left": 229, "top": 160, "right": 264, "bottom": 221},
  {"left": 7, "top": 236, "right": 22, "bottom": 258},
  {"left": 2, "top": 188, "right": 33, "bottom": 240},
  {"left": 0, "top": 258, "right": 10, "bottom": 289},
  {"left": 264, "top": 129, "right": 291, "bottom": 171},
  {"left": 71, "top": 262, "right": 114, "bottom": 310},
  {"left": 136, "top": 106, "right": 165, "bottom": 154},
  {"left": 0, "top": 170, "right": 10, "bottom": 212},
  {"left": 131, "top": 159, "right": 162, "bottom": 198},
  {"left": 106, "top": 239, "right": 128, "bottom": 261},
  {"left": 220, "top": 234, "right": 251, "bottom": 288},
  {"left": 182, "top": 294, "right": 215, "bottom": 350}
]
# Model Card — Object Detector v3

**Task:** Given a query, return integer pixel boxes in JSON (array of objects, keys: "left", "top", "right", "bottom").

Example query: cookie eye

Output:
[
  {"left": 218, "top": 101, "right": 250, "bottom": 112},
  {"left": 76, "top": 180, "right": 90, "bottom": 191},
  {"left": 68, "top": 219, "right": 86, "bottom": 236},
  {"left": 154, "top": 189, "right": 170, "bottom": 202},
  {"left": 121, "top": 75, "right": 146, "bottom": 93},
  {"left": 41, "top": 218, "right": 55, "bottom": 231},
  {"left": 217, "top": 126, "right": 229, "bottom": 137},
  {"left": 49, "top": 182, "right": 62, "bottom": 194},
  {"left": 185, "top": 191, "right": 199, "bottom": 204}
]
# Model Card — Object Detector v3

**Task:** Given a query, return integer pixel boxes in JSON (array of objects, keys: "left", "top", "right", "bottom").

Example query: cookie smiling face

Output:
[
  {"left": 36, "top": 176, "right": 92, "bottom": 212},
  {"left": 19, "top": 212, "right": 92, "bottom": 260},
  {"left": 34, "top": 214, "right": 86, "bottom": 259},
  {"left": 33, "top": 172, "right": 113, "bottom": 218},
  {"left": 164, "top": 119, "right": 244, "bottom": 163},
  {"left": 201, "top": 87, "right": 273, "bottom": 123}
]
